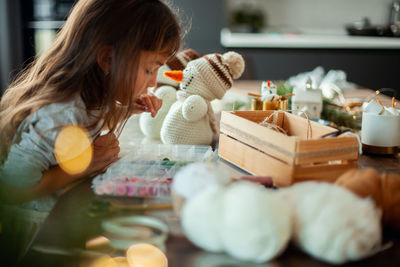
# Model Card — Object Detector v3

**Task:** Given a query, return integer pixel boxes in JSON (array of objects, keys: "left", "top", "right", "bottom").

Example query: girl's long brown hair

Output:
[{"left": 0, "top": 0, "right": 182, "bottom": 162}]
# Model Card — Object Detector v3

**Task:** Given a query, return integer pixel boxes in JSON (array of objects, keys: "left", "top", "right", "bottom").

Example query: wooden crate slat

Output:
[
  {"left": 293, "top": 160, "right": 358, "bottom": 183},
  {"left": 294, "top": 150, "right": 359, "bottom": 165},
  {"left": 295, "top": 137, "right": 359, "bottom": 164},
  {"left": 220, "top": 111, "right": 298, "bottom": 164},
  {"left": 218, "top": 134, "right": 294, "bottom": 187}
]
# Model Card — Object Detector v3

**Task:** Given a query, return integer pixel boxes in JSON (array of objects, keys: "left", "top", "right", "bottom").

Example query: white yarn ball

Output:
[
  {"left": 182, "top": 95, "right": 208, "bottom": 122},
  {"left": 222, "top": 51, "right": 245, "bottom": 79},
  {"left": 220, "top": 182, "right": 292, "bottom": 263},
  {"left": 280, "top": 182, "right": 382, "bottom": 265},
  {"left": 172, "top": 162, "right": 231, "bottom": 200},
  {"left": 181, "top": 186, "right": 225, "bottom": 252}
]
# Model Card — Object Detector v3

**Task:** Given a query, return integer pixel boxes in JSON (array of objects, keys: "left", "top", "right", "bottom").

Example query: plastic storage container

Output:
[{"left": 92, "top": 144, "right": 214, "bottom": 198}]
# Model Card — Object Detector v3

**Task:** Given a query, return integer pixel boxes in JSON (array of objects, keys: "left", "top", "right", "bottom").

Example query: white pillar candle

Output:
[{"left": 361, "top": 111, "right": 400, "bottom": 147}]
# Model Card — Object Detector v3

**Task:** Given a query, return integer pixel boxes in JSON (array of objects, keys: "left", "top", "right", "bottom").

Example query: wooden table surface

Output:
[
  {"left": 21, "top": 155, "right": 400, "bottom": 267},
  {"left": 22, "top": 81, "right": 400, "bottom": 267}
]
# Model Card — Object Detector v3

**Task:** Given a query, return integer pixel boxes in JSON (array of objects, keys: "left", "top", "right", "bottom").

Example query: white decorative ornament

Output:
[
  {"left": 292, "top": 77, "right": 323, "bottom": 119},
  {"left": 261, "top": 80, "right": 279, "bottom": 102}
]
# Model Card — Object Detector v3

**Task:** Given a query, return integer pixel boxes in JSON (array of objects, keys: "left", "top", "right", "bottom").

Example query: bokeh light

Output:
[
  {"left": 127, "top": 243, "right": 167, "bottom": 267},
  {"left": 54, "top": 125, "right": 92, "bottom": 175},
  {"left": 86, "top": 255, "right": 127, "bottom": 267}
]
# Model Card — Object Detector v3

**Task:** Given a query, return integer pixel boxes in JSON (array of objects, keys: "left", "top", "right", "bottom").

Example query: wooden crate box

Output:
[{"left": 218, "top": 110, "right": 359, "bottom": 187}]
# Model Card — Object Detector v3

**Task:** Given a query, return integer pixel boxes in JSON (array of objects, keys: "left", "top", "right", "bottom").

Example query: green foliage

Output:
[
  {"left": 226, "top": 100, "right": 248, "bottom": 111},
  {"left": 276, "top": 81, "right": 293, "bottom": 109},
  {"left": 276, "top": 81, "right": 293, "bottom": 96},
  {"left": 321, "top": 98, "right": 361, "bottom": 130}
]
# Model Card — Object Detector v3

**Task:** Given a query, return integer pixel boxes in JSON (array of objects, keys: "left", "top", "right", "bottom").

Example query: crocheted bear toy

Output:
[
  {"left": 139, "top": 49, "right": 200, "bottom": 139},
  {"left": 160, "top": 51, "right": 245, "bottom": 145}
]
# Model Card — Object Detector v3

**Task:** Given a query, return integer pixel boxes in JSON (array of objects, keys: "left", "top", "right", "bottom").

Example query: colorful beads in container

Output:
[
  {"left": 91, "top": 144, "right": 213, "bottom": 198},
  {"left": 94, "top": 176, "right": 172, "bottom": 198},
  {"left": 160, "top": 51, "right": 245, "bottom": 145},
  {"left": 92, "top": 159, "right": 176, "bottom": 198}
]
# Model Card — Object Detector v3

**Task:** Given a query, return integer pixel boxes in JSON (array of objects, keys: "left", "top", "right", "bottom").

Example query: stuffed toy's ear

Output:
[
  {"left": 182, "top": 95, "right": 208, "bottom": 122},
  {"left": 164, "top": 70, "right": 183, "bottom": 83}
]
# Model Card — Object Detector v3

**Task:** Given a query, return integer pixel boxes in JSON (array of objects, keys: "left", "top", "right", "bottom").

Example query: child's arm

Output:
[
  {"left": 37, "top": 133, "right": 120, "bottom": 196},
  {"left": 0, "top": 133, "right": 120, "bottom": 204}
]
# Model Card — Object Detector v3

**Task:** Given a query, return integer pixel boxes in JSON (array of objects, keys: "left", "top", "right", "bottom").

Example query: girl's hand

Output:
[
  {"left": 134, "top": 93, "right": 162, "bottom": 117},
  {"left": 87, "top": 132, "right": 120, "bottom": 175}
]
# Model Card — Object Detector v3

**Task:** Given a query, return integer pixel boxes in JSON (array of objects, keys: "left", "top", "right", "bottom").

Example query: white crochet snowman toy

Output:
[
  {"left": 139, "top": 49, "right": 200, "bottom": 139},
  {"left": 160, "top": 51, "right": 245, "bottom": 145}
]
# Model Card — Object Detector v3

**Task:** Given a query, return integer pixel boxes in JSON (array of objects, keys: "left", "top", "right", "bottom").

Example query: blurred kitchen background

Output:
[{"left": 1, "top": 0, "right": 400, "bottom": 96}]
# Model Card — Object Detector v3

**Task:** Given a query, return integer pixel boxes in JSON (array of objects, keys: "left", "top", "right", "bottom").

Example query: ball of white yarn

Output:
[
  {"left": 222, "top": 51, "right": 245, "bottom": 79},
  {"left": 280, "top": 182, "right": 382, "bottom": 265},
  {"left": 219, "top": 182, "right": 292, "bottom": 263},
  {"left": 181, "top": 186, "right": 225, "bottom": 252},
  {"left": 172, "top": 162, "right": 231, "bottom": 200}
]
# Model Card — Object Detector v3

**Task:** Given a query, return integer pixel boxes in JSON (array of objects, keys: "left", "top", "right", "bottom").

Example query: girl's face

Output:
[{"left": 133, "top": 50, "right": 169, "bottom": 98}]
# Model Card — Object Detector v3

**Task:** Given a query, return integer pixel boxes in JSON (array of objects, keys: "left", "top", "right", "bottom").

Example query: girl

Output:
[{"left": 0, "top": 0, "right": 182, "bottom": 262}]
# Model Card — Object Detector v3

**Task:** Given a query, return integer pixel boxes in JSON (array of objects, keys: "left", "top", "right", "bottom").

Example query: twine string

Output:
[{"left": 258, "top": 110, "right": 313, "bottom": 140}]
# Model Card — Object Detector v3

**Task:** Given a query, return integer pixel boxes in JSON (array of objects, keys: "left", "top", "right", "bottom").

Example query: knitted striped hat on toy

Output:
[
  {"left": 182, "top": 51, "right": 245, "bottom": 100},
  {"left": 157, "top": 49, "right": 200, "bottom": 87},
  {"left": 168, "top": 49, "right": 200, "bottom": 70}
]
